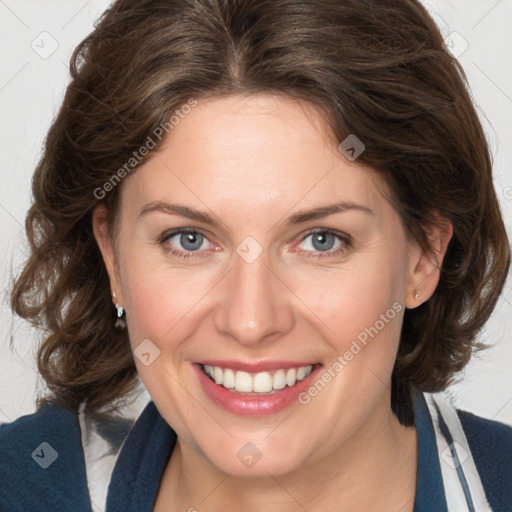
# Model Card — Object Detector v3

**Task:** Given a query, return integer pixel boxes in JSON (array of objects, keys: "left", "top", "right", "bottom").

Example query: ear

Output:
[
  {"left": 92, "top": 203, "right": 123, "bottom": 304},
  {"left": 405, "top": 214, "right": 453, "bottom": 309}
]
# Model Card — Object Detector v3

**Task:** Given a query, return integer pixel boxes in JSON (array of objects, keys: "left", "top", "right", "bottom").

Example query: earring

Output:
[
  {"left": 116, "top": 303, "right": 125, "bottom": 318},
  {"left": 414, "top": 292, "right": 420, "bottom": 301},
  {"left": 112, "top": 291, "right": 126, "bottom": 329}
]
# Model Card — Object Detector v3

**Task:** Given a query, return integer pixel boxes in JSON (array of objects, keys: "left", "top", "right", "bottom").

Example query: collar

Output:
[
  {"left": 412, "top": 390, "right": 448, "bottom": 511},
  {"left": 78, "top": 391, "right": 491, "bottom": 511}
]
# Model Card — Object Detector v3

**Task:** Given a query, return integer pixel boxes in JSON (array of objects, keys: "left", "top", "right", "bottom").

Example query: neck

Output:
[{"left": 155, "top": 396, "right": 418, "bottom": 512}]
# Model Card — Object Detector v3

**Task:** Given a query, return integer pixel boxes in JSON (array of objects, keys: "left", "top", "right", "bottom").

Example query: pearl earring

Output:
[
  {"left": 414, "top": 292, "right": 420, "bottom": 301},
  {"left": 112, "top": 291, "right": 126, "bottom": 329}
]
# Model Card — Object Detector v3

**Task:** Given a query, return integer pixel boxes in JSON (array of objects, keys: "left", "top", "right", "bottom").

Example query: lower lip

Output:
[{"left": 193, "top": 363, "right": 323, "bottom": 416}]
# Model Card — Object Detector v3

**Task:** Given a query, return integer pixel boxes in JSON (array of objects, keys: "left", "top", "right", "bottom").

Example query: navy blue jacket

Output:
[{"left": 1, "top": 394, "right": 511, "bottom": 511}]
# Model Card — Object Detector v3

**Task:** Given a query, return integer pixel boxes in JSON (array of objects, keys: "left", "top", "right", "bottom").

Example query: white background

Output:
[{"left": 0, "top": 0, "right": 511, "bottom": 425}]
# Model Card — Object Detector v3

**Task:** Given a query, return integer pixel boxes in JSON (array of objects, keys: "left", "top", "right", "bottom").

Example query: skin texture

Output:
[{"left": 93, "top": 94, "right": 452, "bottom": 511}]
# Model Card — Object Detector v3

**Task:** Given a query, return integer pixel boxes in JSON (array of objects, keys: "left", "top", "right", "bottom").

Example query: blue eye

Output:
[
  {"left": 174, "top": 231, "right": 205, "bottom": 251},
  {"left": 158, "top": 228, "right": 351, "bottom": 260},
  {"left": 159, "top": 229, "right": 210, "bottom": 259},
  {"left": 302, "top": 231, "right": 337, "bottom": 251},
  {"left": 297, "top": 230, "right": 351, "bottom": 259}
]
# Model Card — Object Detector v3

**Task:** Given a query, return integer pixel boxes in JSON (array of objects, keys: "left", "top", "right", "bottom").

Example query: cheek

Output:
[
  {"left": 121, "top": 270, "right": 189, "bottom": 345},
  {"left": 291, "top": 240, "right": 408, "bottom": 413},
  {"left": 118, "top": 247, "right": 218, "bottom": 351},
  {"left": 295, "top": 244, "right": 407, "bottom": 350}
]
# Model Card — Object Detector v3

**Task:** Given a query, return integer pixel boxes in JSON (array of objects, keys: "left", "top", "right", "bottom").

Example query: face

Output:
[{"left": 94, "top": 93, "right": 441, "bottom": 477}]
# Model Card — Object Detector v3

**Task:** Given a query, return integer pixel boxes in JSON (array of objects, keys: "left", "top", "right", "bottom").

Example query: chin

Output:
[{"left": 195, "top": 432, "right": 314, "bottom": 479}]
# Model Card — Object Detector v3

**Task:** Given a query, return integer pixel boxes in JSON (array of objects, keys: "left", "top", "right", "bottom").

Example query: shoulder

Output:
[
  {"left": 458, "top": 410, "right": 512, "bottom": 512},
  {"left": 0, "top": 402, "right": 91, "bottom": 511}
]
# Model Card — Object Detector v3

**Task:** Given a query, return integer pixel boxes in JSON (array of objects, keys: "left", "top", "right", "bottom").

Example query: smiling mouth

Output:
[{"left": 200, "top": 364, "right": 317, "bottom": 395}]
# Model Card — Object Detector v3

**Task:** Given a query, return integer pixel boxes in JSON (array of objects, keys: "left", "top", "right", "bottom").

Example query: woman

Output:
[{"left": 1, "top": 0, "right": 511, "bottom": 510}]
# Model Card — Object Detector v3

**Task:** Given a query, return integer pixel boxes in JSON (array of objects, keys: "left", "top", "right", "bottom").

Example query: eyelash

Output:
[{"left": 158, "top": 228, "right": 352, "bottom": 260}]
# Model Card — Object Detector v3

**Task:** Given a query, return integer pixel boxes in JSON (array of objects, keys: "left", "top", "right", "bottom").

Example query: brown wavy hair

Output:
[{"left": 11, "top": 0, "right": 510, "bottom": 423}]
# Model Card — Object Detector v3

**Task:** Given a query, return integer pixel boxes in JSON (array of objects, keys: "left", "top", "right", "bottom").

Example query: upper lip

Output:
[{"left": 197, "top": 360, "right": 319, "bottom": 373}]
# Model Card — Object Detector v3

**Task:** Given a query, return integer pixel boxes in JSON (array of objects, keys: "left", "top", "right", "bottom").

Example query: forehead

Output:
[{"left": 120, "top": 93, "right": 389, "bottom": 222}]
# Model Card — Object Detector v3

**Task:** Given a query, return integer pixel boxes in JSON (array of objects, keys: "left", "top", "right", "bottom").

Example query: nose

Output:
[{"left": 213, "top": 249, "right": 294, "bottom": 347}]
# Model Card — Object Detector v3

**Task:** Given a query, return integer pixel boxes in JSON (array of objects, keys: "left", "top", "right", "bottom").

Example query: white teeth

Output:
[
  {"left": 214, "top": 366, "right": 223, "bottom": 385},
  {"left": 272, "top": 369, "right": 286, "bottom": 390},
  {"left": 286, "top": 368, "right": 297, "bottom": 387},
  {"left": 296, "top": 366, "right": 308, "bottom": 381},
  {"left": 253, "top": 372, "right": 273, "bottom": 392},
  {"left": 202, "top": 364, "right": 314, "bottom": 393},
  {"left": 223, "top": 368, "right": 235, "bottom": 388},
  {"left": 235, "top": 371, "right": 253, "bottom": 392}
]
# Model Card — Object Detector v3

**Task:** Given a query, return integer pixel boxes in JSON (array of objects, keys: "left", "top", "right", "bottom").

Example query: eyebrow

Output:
[
  {"left": 138, "top": 201, "right": 223, "bottom": 227},
  {"left": 138, "top": 200, "right": 373, "bottom": 227},
  {"left": 286, "top": 201, "right": 373, "bottom": 224}
]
